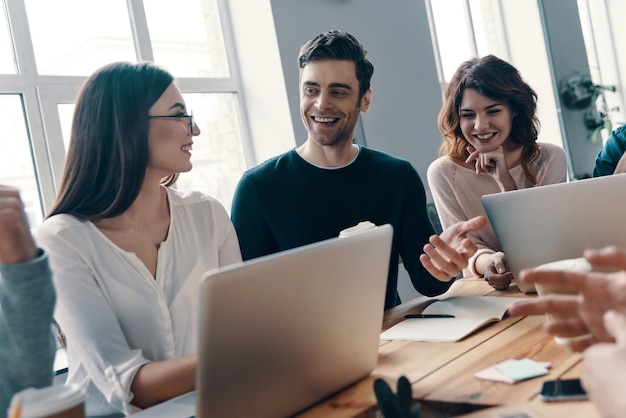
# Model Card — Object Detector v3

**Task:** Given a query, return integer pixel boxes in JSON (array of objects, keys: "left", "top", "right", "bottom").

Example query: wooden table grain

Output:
[{"left": 297, "top": 278, "right": 600, "bottom": 418}]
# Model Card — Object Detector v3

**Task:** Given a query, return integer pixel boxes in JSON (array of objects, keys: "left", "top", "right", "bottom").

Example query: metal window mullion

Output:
[
  {"left": 37, "top": 83, "right": 83, "bottom": 189},
  {"left": 4, "top": 0, "right": 57, "bottom": 215},
  {"left": 463, "top": 0, "right": 479, "bottom": 57},
  {"left": 126, "top": 0, "right": 154, "bottom": 61},
  {"left": 4, "top": 0, "right": 38, "bottom": 75},
  {"left": 536, "top": 0, "right": 576, "bottom": 179},
  {"left": 0, "top": 74, "right": 87, "bottom": 88},
  {"left": 215, "top": 0, "right": 256, "bottom": 167},
  {"left": 424, "top": 0, "right": 446, "bottom": 91},
  {"left": 0, "top": 74, "right": 34, "bottom": 91},
  {"left": 21, "top": 87, "right": 57, "bottom": 214},
  {"left": 175, "top": 76, "right": 239, "bottom": 93},
  {"left": 597, "top": 0, "right": 625, "bottom": 121},
  {"left": 493, "top": 0, "right": 511, "bottom": 61},
  {"left": 579, "top": 0, "right": 602, "bottom": 81}
]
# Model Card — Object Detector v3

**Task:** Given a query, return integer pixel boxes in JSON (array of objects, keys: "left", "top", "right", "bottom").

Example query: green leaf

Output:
[
  {"left": 397, "top": 376, "right": 412, "bottom": 417},
  {"left": 374, "top": 378, "right": 403, "bottom": 418}
]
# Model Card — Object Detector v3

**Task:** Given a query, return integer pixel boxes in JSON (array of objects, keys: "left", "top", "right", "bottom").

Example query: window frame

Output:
[{"left": 0, "top": 0, "right": 255, "bottom": 218}]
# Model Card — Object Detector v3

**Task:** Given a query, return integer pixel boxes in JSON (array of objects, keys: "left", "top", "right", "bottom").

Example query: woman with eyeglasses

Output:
[{"left": 35, "top": 61, "right": 242, "bottom": 415}]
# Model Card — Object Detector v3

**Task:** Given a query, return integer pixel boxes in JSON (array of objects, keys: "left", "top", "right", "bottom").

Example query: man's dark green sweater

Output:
[{"left": 231, "top": 147, "right": 453, "bottom": 310}]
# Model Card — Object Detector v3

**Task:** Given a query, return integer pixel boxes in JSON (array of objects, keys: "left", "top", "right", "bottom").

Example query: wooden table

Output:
[{"left": 297, "top": 278, "right": 600, "bottom": 418}]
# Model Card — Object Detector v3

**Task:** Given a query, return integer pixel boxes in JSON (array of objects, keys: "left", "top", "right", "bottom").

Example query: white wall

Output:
[{"left": 226, "top": 0, "right": 296, "bottom": 165}]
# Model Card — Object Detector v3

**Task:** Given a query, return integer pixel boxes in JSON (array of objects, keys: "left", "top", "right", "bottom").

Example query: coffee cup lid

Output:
[
  {"left": 534, "top": 257, "right": 592, "bottom": 273},
  {"left": 338, "top": 221, "right": 377, "bottom": 238},
  {"left": 12, "top": 384, "right": 85, "bottom": 417}
]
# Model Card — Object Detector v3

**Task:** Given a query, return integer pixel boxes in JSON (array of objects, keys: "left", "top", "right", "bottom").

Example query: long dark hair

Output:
[
  {"left": 298, "top": 30, "right": 374, "bottom": 100},
  {"left": 438, "top": 55, "right": 540, "bottom": 184},
  {"left": 47, "top": 61, "right": 174, "bottom": 220}
]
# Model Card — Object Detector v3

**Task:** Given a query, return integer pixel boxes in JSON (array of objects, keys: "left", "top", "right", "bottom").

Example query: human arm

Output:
[
  {"left": 508, "top": 247, "right": 626, "bottom": 351},
  {"left": 125, "top": 196, "right": 241, "bottom": 408},
  {"left": 464, "top": 144, "right": 566, "bottom": 288},
  {"left": 593, "top": 124, "right": 626, "bottom": 177},
  {"left": 474, "top": 144, "right": 566, "bottom": 288},
  {"left": 420, "top": 215, "right": 487, "bottom": 282},
  {"left": 613, "top": 152, "right": 626, "bottom": 174},
  {"left": 130, "top": 194, "right": 238, "bottom": 408},
  {"left": 507, "top": 290, "right": 595, "bottom": 352},
  {"left": 130, "top": 354, "right": 197, "bottom": 409},
  {"left": 0, "top": 185, "right": 55, "bottom": 413},
  {"left": 231, "top": 172, "right": 278, "bottom": 260},
  {"left": 465, "top": 145, "right": 517, "bottom": 191},
  {"left": 582, "top": 310, "right": 626, "bottom": 418},
  {"left": 35, "top": 219, "right": 197, "bottom": 414},
  {"left": 398, "top": 163, "right": 465, "bottom": 295},
  {"left": 473, "top": 251, "right": 514, "bottom": 290},
  {"left": 0, "top": 186, "right": 38, "bottom": 263},
  {"left": 426, "top": 158, "right": 500, "bottom": 281}
]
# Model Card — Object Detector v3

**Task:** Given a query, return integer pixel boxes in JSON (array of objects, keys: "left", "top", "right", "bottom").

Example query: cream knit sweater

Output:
[{"left": 427, "top": 142, "right": 568, "bottom": 277}]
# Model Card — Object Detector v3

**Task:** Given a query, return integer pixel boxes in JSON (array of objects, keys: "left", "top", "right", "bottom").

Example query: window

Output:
[
  {"left": 426, "top": 0, "right": 509, "bottom": 89},
  {"left": 576, "top": 0, "right": 625, "bottom": 138},
  {"left": 426, "top": 0, "right": 565, "bottom": 151},
  {"left": 0, "top": 5, "right": 14, "bottom": 73},
  {"left": 0, "top": 95, "right": 42, "bottom": 226},
  {"left": 0, "top": 0, "right": 249, "bottom": 225}
]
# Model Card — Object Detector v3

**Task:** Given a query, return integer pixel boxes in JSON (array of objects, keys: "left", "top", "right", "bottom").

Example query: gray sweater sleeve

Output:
[{"left": 0, "top": 250, "right": 56, "bottom": 414}]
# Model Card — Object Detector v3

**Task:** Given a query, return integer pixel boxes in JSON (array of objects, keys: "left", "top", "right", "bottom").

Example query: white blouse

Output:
[{"left": 35, "top": 188, "right": 242, "bottom": 416}]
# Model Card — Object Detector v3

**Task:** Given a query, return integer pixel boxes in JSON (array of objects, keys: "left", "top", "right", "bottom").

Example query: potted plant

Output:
[
  {"left": 374, "top": 376, "right": 421, "bottom": 418},
  {"left": 559, "top": 70, "right": 617, "bottom": 143}
]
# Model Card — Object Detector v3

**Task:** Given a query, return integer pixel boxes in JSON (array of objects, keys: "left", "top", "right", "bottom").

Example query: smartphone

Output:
[{"left": 539, "top": 378, "right": 588, "bottom": 402}]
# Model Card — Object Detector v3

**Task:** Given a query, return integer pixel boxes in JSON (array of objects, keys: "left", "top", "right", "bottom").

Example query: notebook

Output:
[
  {"left": 195, "top": 224, "right": 393, "bottom": 417},
  {"left": 380, "top": 296, "right": 525, "bottom": 342},
  {"left": 481, "top": 173, "right": 626, "bottom": 293}
]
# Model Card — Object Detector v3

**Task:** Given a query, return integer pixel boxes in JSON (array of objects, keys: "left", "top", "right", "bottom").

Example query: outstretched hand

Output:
[
  {"left": 507, "top": 254, "right": 626, "bottom": 351},
  {"left": 0, "top": 185, "right": 37, "bottom": 264},
  {"left": 420, "top": 216, "right": 487, "bottom": 282},
  {"left": 508, "top": 291, "right": 596, "bottom": 352}
]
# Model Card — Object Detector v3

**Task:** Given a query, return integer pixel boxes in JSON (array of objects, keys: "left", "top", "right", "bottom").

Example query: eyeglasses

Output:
[{"left": 148, "top": 111, "right": 194, "bottom": 133}]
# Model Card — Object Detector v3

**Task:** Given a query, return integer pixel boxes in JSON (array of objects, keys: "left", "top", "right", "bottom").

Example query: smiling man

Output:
[{"left": 230, "top": 30, "right": 486, "bottom": 309}]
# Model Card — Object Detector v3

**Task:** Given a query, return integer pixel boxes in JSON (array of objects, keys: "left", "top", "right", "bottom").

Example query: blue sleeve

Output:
[
  {"left": 593, "top": 124, "right": 626, "bottom": 176},
  {"left": 0, "top": 250, "right": 56, "bottom": 413}
]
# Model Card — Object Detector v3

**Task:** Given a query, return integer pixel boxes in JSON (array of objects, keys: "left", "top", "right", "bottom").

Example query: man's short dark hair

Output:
[{"left": 298, "top": 30, "right": 374, "bottom": 99}]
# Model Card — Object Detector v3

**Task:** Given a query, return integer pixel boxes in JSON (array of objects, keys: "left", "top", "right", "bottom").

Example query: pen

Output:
[{"left": 404, "top": 314, "right": 455, "bottom": 319}]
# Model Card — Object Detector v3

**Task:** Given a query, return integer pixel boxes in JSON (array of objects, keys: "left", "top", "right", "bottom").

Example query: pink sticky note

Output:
[{"left": 474, "top": 359, "right": 551, "bottom": 384}]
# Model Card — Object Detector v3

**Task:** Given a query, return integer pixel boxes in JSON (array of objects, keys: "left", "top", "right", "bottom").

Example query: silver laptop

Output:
[
  {"left": 481, "top": 173, "right": 626, "bottom": 293},
  {"left": 195, "top": 224, "right": 393, "bottom": 418}
]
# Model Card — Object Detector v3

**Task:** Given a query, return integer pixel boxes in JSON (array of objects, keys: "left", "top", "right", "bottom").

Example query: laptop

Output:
[
  {"left": 195, "top": 223, "right": 392, "bottom": 417},
  {"left": 481, "top": 173, "right": 626, "bottom": 293},
  {"left": 132, "top": 223, "right": 392, "bottom": 418}
]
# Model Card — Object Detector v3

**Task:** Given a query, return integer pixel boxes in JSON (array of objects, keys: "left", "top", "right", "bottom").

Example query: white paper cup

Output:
[
  {"left": 338, "top": 221, "right": 377, "bottom": 238},
  {"left": 534, "top": 257, "right": 593, "bottom": 344},
  {"left": 9, "top": 384, "right": 86, "bottom": 418}
]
